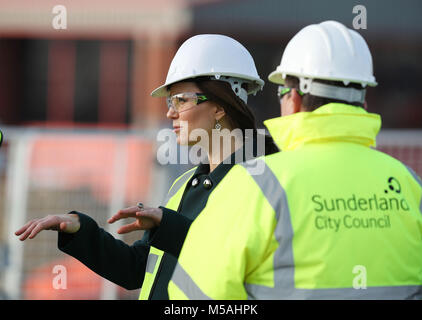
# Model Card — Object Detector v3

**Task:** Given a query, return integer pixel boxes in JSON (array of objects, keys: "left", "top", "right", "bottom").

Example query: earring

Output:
[{"left": 215, "top": 120, "right": 222, "bottom": 131}]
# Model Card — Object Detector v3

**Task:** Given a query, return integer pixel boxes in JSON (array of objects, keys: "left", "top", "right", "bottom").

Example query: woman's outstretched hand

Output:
[
  {"left": 15, "top": 214, "right": 81, "bottom": 241},
  {"left": 108, "top": 205, "right": 163, "bottom": 234}
]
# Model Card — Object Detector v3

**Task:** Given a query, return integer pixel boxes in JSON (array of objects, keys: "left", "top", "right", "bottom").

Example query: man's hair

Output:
[{"left": 284, "top": 75, "right": 365, "bottom": 111}]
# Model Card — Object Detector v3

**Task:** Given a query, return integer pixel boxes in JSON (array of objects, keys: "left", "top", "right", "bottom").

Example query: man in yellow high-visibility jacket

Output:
[{"left": 168, "top": 21, "right": 422, "bottom": 299}]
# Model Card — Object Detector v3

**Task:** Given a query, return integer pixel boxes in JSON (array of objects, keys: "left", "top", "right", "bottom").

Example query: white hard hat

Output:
[
  {"left": 151, "top": 34, "right": 264, "bottom": 104},
  {"left": 268, "top": 21, "right": 377, "bottom": 103}
]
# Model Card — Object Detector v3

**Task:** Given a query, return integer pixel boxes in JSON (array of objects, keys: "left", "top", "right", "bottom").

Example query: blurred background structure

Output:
[{"left": 0, "top": 0, "right": 421, "bottom": 299}]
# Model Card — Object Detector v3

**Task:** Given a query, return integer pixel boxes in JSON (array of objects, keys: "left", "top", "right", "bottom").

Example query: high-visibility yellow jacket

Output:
[
  {"left": 139, "top": 167, "right": 196, "bottom": 299},
  {"left": 140, "top": 144, "right": 256, "bottom": 299},
  {"left": 168, "top": 103, "right": 422, "bottom": 299}
]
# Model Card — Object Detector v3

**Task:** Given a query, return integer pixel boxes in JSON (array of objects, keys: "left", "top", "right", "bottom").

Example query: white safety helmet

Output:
[
  {"left": 268, "top": 21, "right": 377, "bottom": 104},
  {"left": 151, "top": 34, "right": 264, "bottom": 104}
]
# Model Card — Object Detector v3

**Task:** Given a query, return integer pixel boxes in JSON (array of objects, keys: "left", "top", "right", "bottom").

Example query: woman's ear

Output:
[{"left": 215, "top": 105, "right": 226, "bottom": 121}]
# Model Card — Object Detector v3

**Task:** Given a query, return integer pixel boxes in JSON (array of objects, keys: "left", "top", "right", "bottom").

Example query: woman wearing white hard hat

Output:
[{"left": 16, "top": 34, "right": 278, "bottom": 300}]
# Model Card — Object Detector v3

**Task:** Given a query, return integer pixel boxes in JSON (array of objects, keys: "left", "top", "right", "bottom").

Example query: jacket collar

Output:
[
  {"left": 192, "top": 143, "right": 247, "bottom": 185},
  {"left": 264, "top": 103, "right": 382, "bottom": 151}
]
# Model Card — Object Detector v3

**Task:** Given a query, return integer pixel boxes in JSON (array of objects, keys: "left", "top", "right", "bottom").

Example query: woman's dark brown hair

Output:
[{"left": 192, "top": 77, "right": 279, "bottom": 157}]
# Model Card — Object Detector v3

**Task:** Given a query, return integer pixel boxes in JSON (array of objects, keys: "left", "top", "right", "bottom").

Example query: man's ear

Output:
[
  {"left": 291, "top": 89, "right": 303, "bottom": 114},
  {"left": 363, "top": 100, "right": 368, "bottom": 110}
]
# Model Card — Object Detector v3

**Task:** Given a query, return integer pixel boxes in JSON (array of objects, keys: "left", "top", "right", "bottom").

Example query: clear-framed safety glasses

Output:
[{"left": 166, "top": 92, "right": 208, "bottom": 113}]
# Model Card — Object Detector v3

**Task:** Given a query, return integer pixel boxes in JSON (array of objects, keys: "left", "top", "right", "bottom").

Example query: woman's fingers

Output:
[
  {"left": 15, "top": 219, "right": 36, "bottom": 236},
  {"left": 117, "top": 213, "right": 158, "bottom": 233},
  {"left": 18, "top": 221, "right": 38, "bottom": 241},
  {"left": 135, "top": 209, "right": 155, "bottom": 218},
  {"left": 108, "top": 206, "right": 139, "bottom": 224},
  {"left": 15, "top": 214, "right": 80, "bottom": 241},
  {"left": 109, "top": 205, "right": 159, "bottom": 233},
  {"left": 18, "top": 216, "right": 53, "bottom": 241},
  {"left": 28, "top": 216, "right": 60, "bottom": 239},
  {"left": 117, "top": 221, "right": 139, "bottom": 234},
  {"left": 136, "top": 208, "right": 163, "bottom": 226}
]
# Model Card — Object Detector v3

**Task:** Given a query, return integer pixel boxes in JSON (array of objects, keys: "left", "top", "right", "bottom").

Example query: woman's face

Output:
[{"left": 167, "top": 81, "right": 220, "bottom": 146}]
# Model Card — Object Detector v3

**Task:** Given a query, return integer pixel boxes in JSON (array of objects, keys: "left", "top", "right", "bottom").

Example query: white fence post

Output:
[{"left": 3, "top": 133, "right": 33, "bottom": 299}]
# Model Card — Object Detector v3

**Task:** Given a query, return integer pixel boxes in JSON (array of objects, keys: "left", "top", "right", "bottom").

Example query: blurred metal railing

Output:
[{"left": 0, "top": 126, "right": 174, "bottom": 300}]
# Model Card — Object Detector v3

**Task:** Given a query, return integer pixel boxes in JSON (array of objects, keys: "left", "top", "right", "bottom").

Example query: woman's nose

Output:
[{"left": 166, "top": 107, "right": 179, "bottom": 119}]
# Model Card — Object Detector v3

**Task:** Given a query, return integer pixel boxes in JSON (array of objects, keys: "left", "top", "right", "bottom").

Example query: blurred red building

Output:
[{"left": 0, "top": 0, "right": 421, "bottom": 129}]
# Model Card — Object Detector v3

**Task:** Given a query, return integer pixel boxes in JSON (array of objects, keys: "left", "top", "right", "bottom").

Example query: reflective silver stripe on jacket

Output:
[
  {"left": 171, "top": 262, "right": 212, "bottom": 300},
  {"left": 163, "top": 168, "right": 196, "bottom": 204},
  {"left": 242, "top": 158, "right": 422, "bottom": 299},
  {"left": 146, "top": 253, "right": 158, "bottom": 274},
  {"left": 241, "top": 158, "right": 295, "bottom": 299},
  {"left": 406, "top": 165, "right": 422, "bottom": 214}
]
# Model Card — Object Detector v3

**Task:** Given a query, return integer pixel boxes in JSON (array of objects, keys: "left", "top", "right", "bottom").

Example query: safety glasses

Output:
[
  {"left": 277, "top": 85, "right": 304, "bottom": 102},
  {"left": 166, "top": 92, "right": 208, "bottom": 113}
]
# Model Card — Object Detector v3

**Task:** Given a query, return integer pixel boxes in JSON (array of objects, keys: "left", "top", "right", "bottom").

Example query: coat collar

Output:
[{"left": 264, "top": 103, "right": 382, "bottom": 151}]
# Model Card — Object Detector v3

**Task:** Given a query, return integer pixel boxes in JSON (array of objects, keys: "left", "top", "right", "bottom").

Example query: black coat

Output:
[{"left": 58, "top": 151, "right": 240, "bottom": 299}]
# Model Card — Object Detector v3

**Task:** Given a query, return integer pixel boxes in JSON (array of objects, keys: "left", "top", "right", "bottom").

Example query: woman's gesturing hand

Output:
[
  {"left": 108, "top": 205, "right": 163, "bottom": 234},
  {"left": 15, "top": 214, "right": 81, "bottom": 241}
]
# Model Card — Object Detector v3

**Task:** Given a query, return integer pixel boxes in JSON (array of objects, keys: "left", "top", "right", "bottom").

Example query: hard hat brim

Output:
[
  {"left": 268, "top": 70, "right": 286, "bottom": 85},
  {"left": 151, "top": 73, "right": 265, "bottom": 97},
  {"left": 268, "top": 70, "right": 377, "bottom": 87}
]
